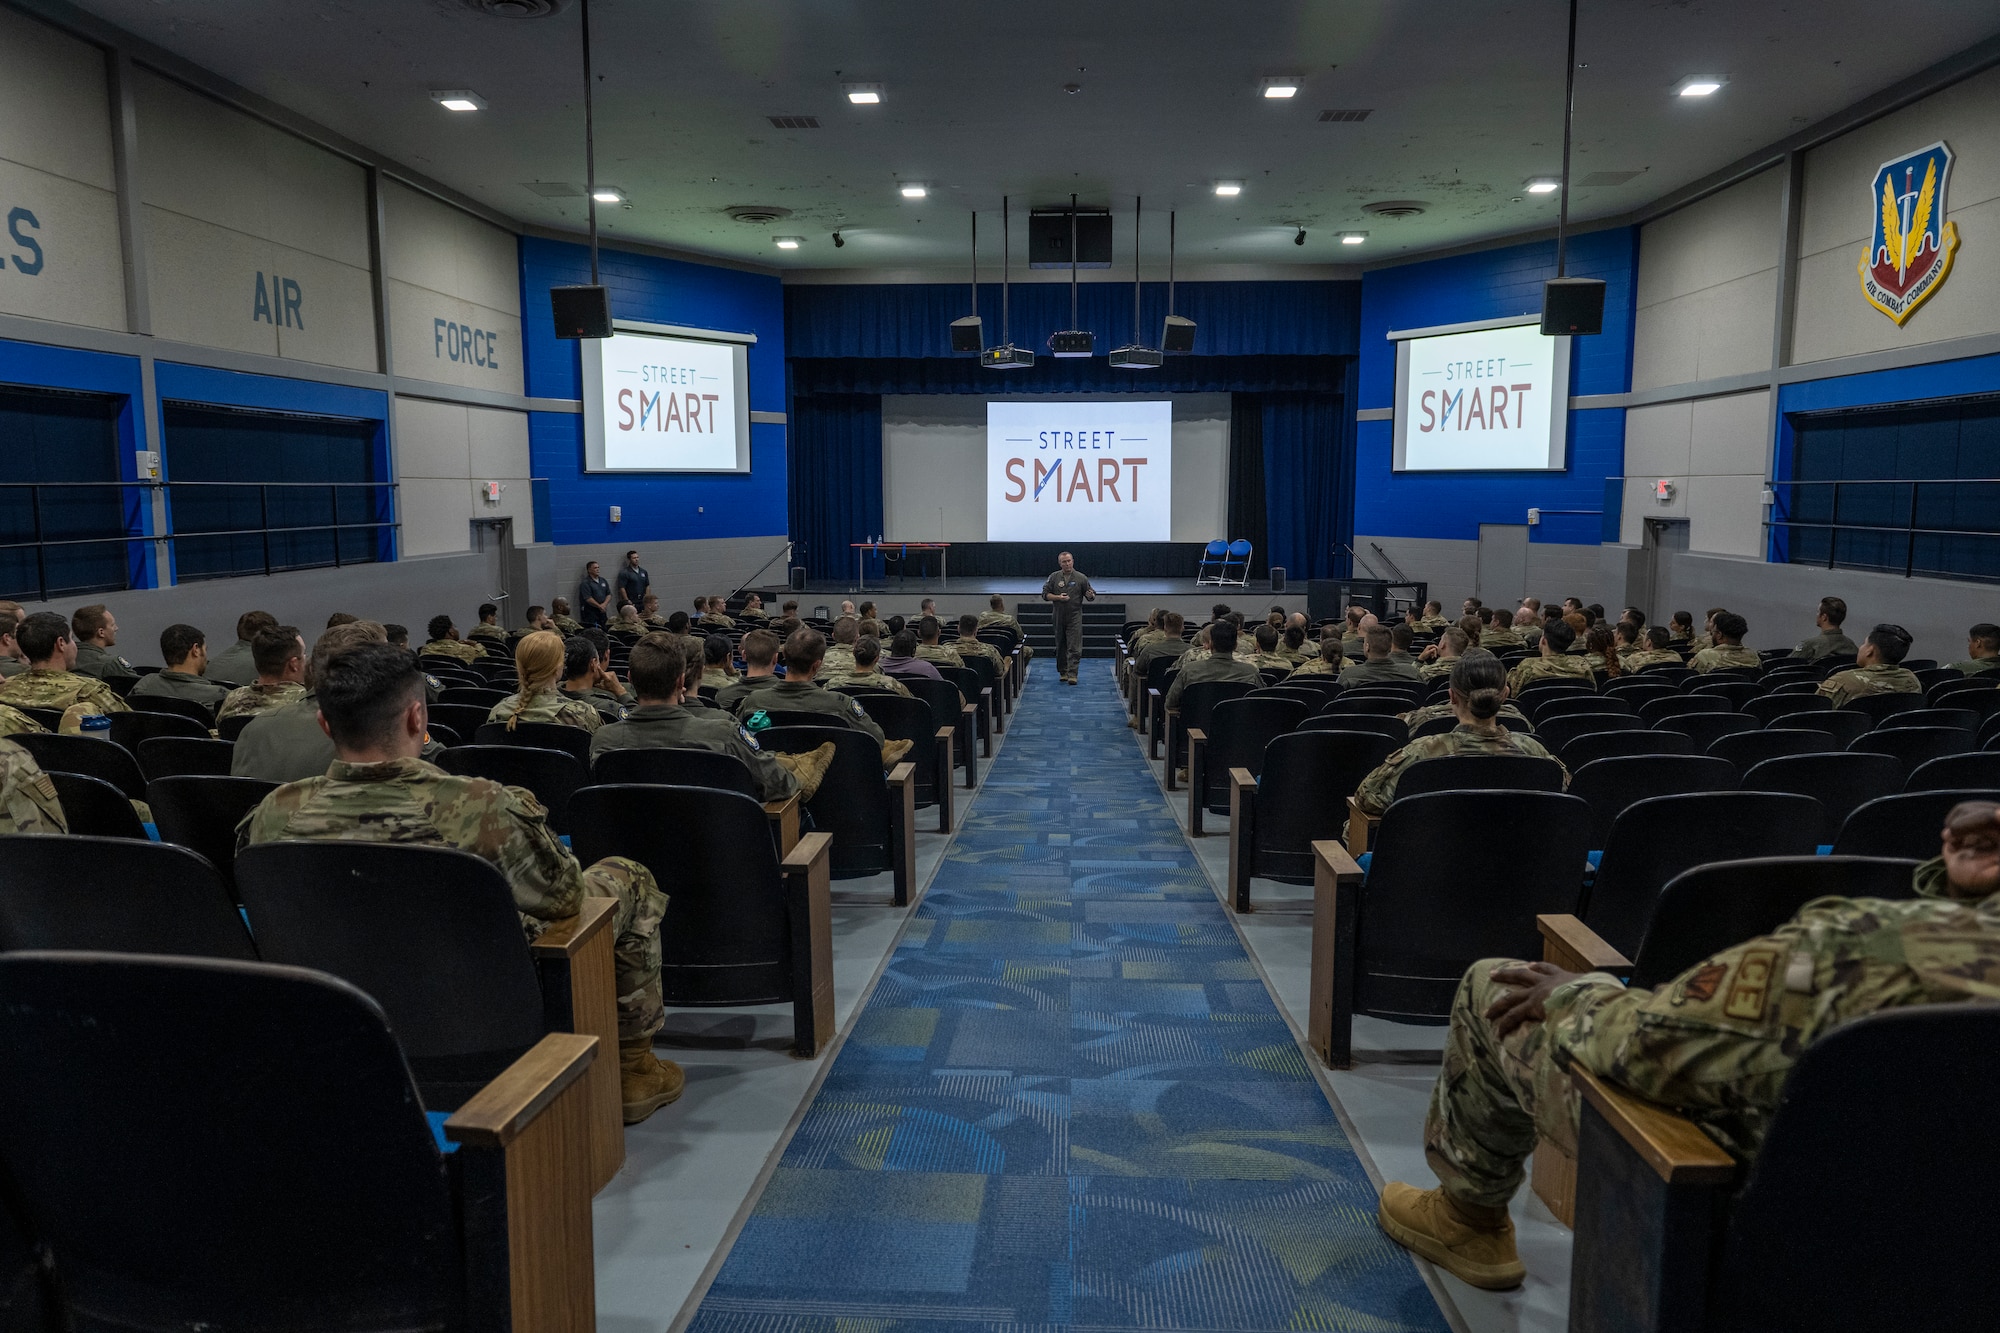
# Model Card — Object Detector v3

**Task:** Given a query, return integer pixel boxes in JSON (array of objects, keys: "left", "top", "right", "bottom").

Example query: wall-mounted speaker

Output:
[
  {"left": 1162, "top": 314, "right": 1196, "bottom": 353},
  {"left": 949, "top": 315, "right": 984, "bottom": 352},
  {"left": 1540, "top": 277, "right": 1605, "bottom": 336},
  {"left": 550, "top": 285, "right": 612, "bottom": 339},
  {"left": 1270, "top": 566, "right": 1286, "bottom": 593},
  {"left": 789, "top": 566, "right": 807, "bottom": 592}
]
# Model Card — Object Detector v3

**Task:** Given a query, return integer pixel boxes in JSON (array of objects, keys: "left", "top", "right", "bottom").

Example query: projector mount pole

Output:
[
  {"left": 1132, "top": 196, "right": 1142, "bottom": 342},
  {"left": 1168, "top": 211, "right": 1177, "bottom": 315},
  {"left": 581, "top": 0, "right": 599, "bottom": 284},
  {"left": 1069, "top": 193, "right": 1079, "bottom": 333},
  {"left": 970, "top": 212, "right": 977, "bottom": 317},
  {"left": 1001, "top": 196, "right": 1011, "bottom": 344},
  {"left": 1554, "top": 0, "right": 1577, "bottom": 278}
]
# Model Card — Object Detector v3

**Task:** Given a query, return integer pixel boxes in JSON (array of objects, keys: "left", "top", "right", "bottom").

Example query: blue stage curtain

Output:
[
  {"left": 788, "top": 393, "right": 882, "bottom": 584},
  {"left": 1260, "top": 388, "right": 1353, "bottom": 581},
  {"left": 1227, "top": 394, "right": 1268, "bottom": 579},
  {"left": 790, "top": 355, "right": 1345, "bottom": 397}
]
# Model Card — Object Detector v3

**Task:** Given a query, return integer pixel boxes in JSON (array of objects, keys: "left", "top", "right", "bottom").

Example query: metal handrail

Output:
[{"left": 1766, "top": 475, "right": 2000, "bottom": 579}]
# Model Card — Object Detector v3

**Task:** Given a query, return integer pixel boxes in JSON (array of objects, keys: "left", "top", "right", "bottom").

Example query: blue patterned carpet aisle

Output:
[{"left": 686, "top": 661, "right": 1450, "bottom": 1333}]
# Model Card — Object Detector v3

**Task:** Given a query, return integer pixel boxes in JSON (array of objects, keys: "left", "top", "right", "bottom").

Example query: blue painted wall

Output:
[
  {"left": 1354, "top": 228, "right": 1638, "bottom": 546},
  {"left": 519, "top": 237, "right": 789, "bottom": 546}
]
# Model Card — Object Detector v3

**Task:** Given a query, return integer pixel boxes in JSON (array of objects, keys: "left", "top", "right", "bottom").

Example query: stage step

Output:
[{"left": 1013, "top": 602, "right": 1127, "bottom": 659}]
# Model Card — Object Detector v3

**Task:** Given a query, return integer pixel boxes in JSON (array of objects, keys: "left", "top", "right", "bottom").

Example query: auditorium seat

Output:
[
  {"left": 1227, "top": 730, "right": 1396, "bottom": 911},
  {"left": 1831, "top": 789, "right": 2000, "bottom": 860},
  {"left": 146, "top": 775, "right": 279, "bottom": 903},
  {"left": 108, "top": 710, "right": 208, "bottom": 753},
  {"left": 1743, "top": 752, "right": 1902, "bottom": 844},
  {"left": 136, "top": 736, "right": 235, "bottom": 781},
  {"left": 1650, "top": 710, "right": 1758, "bottom": 752},
  {"left": 1847, "top": 725, "right": 1973, "bottom": 772},
  {"left": 1188, "top": 696, "right": 1307, "bottom": 834},
  {"left": 752, "top": 725, "right": 917, "bottom": 904},
  {"left": 1297, "top": 713, "right": 1409, "bottom": 745},
  {"left": 471, "top": 719, "right": 595, "bottom": 766},
  {"left": 1165, "top": 680, "right": 1255, "bottom": 788},
  {"left": 0, "top": 835, "right": 255, "bottom": 960},
  {"left": 856, "top": 692, "right": 956, "bottom": 832},
  {"left": 435, "top": 745, "right": 590, "bottom": 835},
  {"left": 46, "top": 772, "right": 147, "bottom": 839},
  {"left": 0, "top": 952, "right": 599, "bottom": 1333},
  {"left": 1842, "top": 692, "right": 1923, "bottom": 724},
  {"left": 1557, "top": 728, "right": 1694, "bottom": 770},
  {"left": 1708, "top": 727, "right": 1837, "bottom": 769},
  {"left": 9, "top": 732, "right": 146, "bottom": 799},
  {"left": 1771, "top": 708, "right": 1873, "bottom": 747},
  {"left": 1903, "top": 751, "right": 2000, "bottom": 792},
  {"left": 906, "top": 676, "right": 980, "bottom": 787},
  {"left": 1567, "top": 755, "right": 1738, "bottom": 850},
  {"left": 1534, "top": 711, "right": 1641, "bottom": 754}
]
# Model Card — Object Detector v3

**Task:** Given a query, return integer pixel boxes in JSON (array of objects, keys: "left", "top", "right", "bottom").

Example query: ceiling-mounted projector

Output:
[
  {"left": 1048, "top": 330, "right": 1094, "bottom": 358},
  {"left": 981, "top": 343, "right": 1035, "bottom": 369},
  {"left": 1108, "top": 344, "right": 1162, "bottom": 369}
]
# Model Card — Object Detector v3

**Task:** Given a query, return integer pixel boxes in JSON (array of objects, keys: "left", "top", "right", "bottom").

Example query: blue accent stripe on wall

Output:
[
  {"left": 152, "top": 362, "right": 389, "bottom": 421},
  {"left": 1354, "top": 228, "right": 1638, "bottom": 545},
  {"left": 518, "top": 236, "right": 789, "bottom": 546}
]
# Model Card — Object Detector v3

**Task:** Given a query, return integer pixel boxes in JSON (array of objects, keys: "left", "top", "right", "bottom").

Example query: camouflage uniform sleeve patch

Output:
[
  {"left": 1722, "top": 947, "right": 1779, "bottom": 1020},
  {"left": 1677, "top": 961, "right": 1727, "bottom": 1004}
]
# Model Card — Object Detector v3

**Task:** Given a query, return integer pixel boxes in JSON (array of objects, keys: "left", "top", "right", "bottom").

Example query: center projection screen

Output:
[
  {"left": 881, "top": 394, "right": 1229, "bottom": 543},
  {"left": 1391, "top": 320, "right": 1570, "bottom": 472}
]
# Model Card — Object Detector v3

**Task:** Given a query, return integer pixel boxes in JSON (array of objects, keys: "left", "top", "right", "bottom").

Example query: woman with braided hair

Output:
[{"left": 487, "top": 629, "right": 603, "bottom": 733}]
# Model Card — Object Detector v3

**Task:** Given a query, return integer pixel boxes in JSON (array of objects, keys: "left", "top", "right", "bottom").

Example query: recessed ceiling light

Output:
[
  {"left": 590, "top": 187, "right": 624, "bottom": 204},
  {"left": 1339, "top": 231, "right": 1367, "bottom": 245},
  {"left": 843, "top": 82, "right": 884, "bottom": 105},
  {"left": 1525, "top": 179, "right": 1561, "bottom": 194},
  {"left": 430, "top": 89, "right": 486, "bottom": 112},
  {"left": 1677, "top": 78, "right": 1724, "bottom": 97},
  {"left": 1213, "top": 180, "right": 1244, "bottom": 197},
  {"left": 773, "top": 236, "right": 803, "bottom": 249},
  {"left": 899, "top": 183, "right": 928, "bottom": 199},
  {"left": 1261, "top": 77, "right": 1301, "bottom": 99}
]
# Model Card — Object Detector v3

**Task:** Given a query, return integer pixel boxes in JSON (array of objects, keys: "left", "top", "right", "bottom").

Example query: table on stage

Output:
[{"left": 851, "top": 541, "right": 950, "bottom": 591}]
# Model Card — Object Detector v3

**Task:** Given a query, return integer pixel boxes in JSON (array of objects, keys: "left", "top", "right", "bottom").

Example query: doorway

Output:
[
  {"left": 1640, "top": 518, "right": 1689, "bottom": 623},
  {"left": 469, "top": 517, "right": 519, "bottom": 628},
  {"left": 1476, "top": 524, "right": 1529, "bottom": 607}
]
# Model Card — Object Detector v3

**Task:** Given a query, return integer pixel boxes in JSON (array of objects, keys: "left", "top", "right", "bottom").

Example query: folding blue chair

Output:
[
  {"left": 1221, "top": 538, "right": 1253, "bottom": 586},
  {"left": 1195, "top": 539, "right": 1228, "bottom": 585}
]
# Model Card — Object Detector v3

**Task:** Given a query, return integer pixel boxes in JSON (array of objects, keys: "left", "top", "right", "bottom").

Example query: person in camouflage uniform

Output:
[
  {"left": 715, "top": 629, "right": 784, "bottom": 713},
  {"left": 1241, "top": 623, "right": 1294, "bottom": 675},
  {"left": 0, "top": 704, "right": 48, "bottom": 739},
  {"left": 218, "top": 624, "right": 309, "bottom": 723},
  {"left": 821, "top": 636, "right": 914, "bottom": 698},
  {"left": 1504, "top": 619, "right": 1595, "bottom": 695},
  {"left": 738, "top": 593, "right": 769, "bottom": 622},
  {"left": 486, "top": 630, "right": 603, "bottom": 732},
  {"left": 0, "top": 612, "right": 130, "bottom": 723},
  {"left": 0, "top": 601, "right": 27, "bottom": 680},
  {"left": 1288, "top": 629, "right": 1346, "bottom": 677},
  {"left": 1818, "top": 622, "right": 1922, "bottom": 707},
  {"left": 698, "top": 635, "right": 739, "bottom": 691},
  {"left": 238, "top": 640, "right": 682, "bottom": 1124},
  {"left": 1163, "top": 621, "right": 1260, "bottom": 712},
  {"left": 1477, "top": 608, "right": 1524, "bottom": 653},
  {"left": 1947, "top": 622, "right": 2000, "bottom": 676},
  {"left": 913, "top": 617, "right": 965, "bottom": 670},
  {"left": 1690, "top": 610, "right": 1761, "bottom": 673},
  {"left": 0, "top": 738, "right": 65, "bottom": 833},
  {"left": 465, "top": 603, "right": 510, "bottom": 649},
  {"left": 589, "top": 635, "right": 830, "bottom": 802},
  {"left": 1621, "top": 623, "right": 1682, "bottom": 672},
  {"left": 952, "top": 613, "right": 1006, "bottom": 675},
  {"left": 549, "top": 598, "right": 584, "bottom": 636},
  {"left": 1357, "top": 651, "right": 1560, "bottom": 816},
  {"left": 1411, "top": 601, "right": 1450, "bottom": 633},
  {"left": 733, "top": 629, "right": 914, "bottom": 769},
  {"left": 821, "top": 618, "right": 860, "bottom": 676},
  {"left": 1340, "top": 625, "right": 1422, "bottom": 686},
  {"left": 1418, "top": 626, "right": 1470, "bottom": 682},
  {"left": 419, "top": 614, "right": 487, "bottom": 663},
  {"left": 1378, "top": 798, "right": 2000, "bottom": 1291}
]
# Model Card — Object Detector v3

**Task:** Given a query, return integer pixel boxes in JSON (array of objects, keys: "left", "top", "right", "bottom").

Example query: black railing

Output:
[
  {"left": 0, "top": 479, "right": 398, "bottom": 603},
  {"left": 1767, "top": 477, "right": 2000, "bottom": 583}
]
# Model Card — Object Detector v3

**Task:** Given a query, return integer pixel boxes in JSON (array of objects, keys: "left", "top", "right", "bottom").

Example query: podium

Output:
[{"left": 1306, "top": 578, "right": 1428, "bottom": 624}]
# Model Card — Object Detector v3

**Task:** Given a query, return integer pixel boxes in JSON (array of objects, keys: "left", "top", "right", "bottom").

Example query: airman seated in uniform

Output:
[
  {"left": 1376, "top": 800, "right": 2000, "bottom": 1291},
  {"left": 697, "top": 596, "right": 735, "bottom": 630},
  {"left": 1611, "top": 619, "right": 1644, "bottom": 665},
  {"left": 589, "top": 633, "right": 831, "bottom": 800},
  {"left": 1340, "top": 626, "right": 1422, "bottom": 686},
  {"left": 1478, "top": 607, "right": 1523, "bottom": 653},
  {"left": 0, "top": 704, "right": 48, "bottom": 739},
  {"left": 129, "top": 623, "right": 231, "bottom": 714},
  {"left": 420, "top": 614, "right": 486, "bottom": 663},
  {"left": 550, "top": 597, "right": 584, "bottom": 636},
  {"left": 822, "top": 618, "right": 861, "bottom": 676},
  {"left": 68, "top": 604, "right": 138, "bottom": 684},
  {"left": 1244, "top": 623, "right": 1293, "bottom": 674},
  {"left": 639, "top": 594, "right": 669, "bottom": 630},
  {"left": 0, "top": 612, "right": 130, "bottom": 725},
  {"left": 0, "top": 737, "right": 65, "bottom": 832},
  {"left": 1286, "top": 614, "right": 1322, "bottom": 659},
  {"left": 521, "top": 605, "right": 553, "bottom": 634},
  {"left": 953, "top": 614, "right": 1006, "bottom": 674},
  {"left": 487, "top": 631, "right": 603, "bottom": 732},
  {"left": 207, "top": 610, "right": 274, "bottom": 688},
  {"left": 563, "top": 629, "right": 630, "bottom": 720},
  {"left": 239, "top": 639, "right": 683, "bottom": 1125},
  {"left": 1418, "top": 626, "right": 1470, "bottom": 681},
  {"left": 1514, "top": 607, "right": 1544, "bottom": 650},
  {"left": 913, "top": 617, "right": 964, "bottom": 670},
  {"left": 1388, "top": 623, "right": 1421, "bottom": 668},
  {"left": 0, "top": 602, "right": 27, "bottom": 680},
  {"left": 1134, "top": 613, "right": 1192, "bottom": 675},
  {"left": 1947, "top": 623, "right": 2000, "bottom": 676},
  {"left": 1819, "top": 622, "right": 1922, "bottom": 707},
  {"left": 715, "top": 629, "right": 784, "bottom": 713},
  {"left": 1621, "top": 624, "right": 1682, "bottom": 672},
  {"left": 1786, "top": 596, "right": 1858, "bottom": 663},
  {"left": 232, "top": 622, "right": 415, "bottom": 784},
  {"left": 1163, "top": 620, "right": 1259, "bottom": 713},
  {"left": 1289, "top": 628, "right": 1345, "bottom": 677},
  {"left": 700, "top": 634, "right": 738, "bottom": 690},
  {"left": 821, "top": 635, "right": 913, "bottom": 697},
  {"left": 739, "top": 593, "right": 769, "bottom": 621},
  {"left": 1129, "top": 610, "right": 1166, "bottom": 655},
  {"left": 1274, "top": 624, "right": 1313, "bottom": 667},
  {"left": 217, "top": 624, "right": 310, "bottom": 720},
  {"left": 615, "top": 605, "right": 647, "bottom": 635},
  {"left": 1412, "top": 601, "right": 1449, "bottom": 633},
  {"left": 1339, "top": 607, "right": 1368, "bottom": 659},
  {"left": 1504, "top": 619, "right": 1594, "bottom": 695},
  {"left": 732, "top": 628, "right": 913, "bottom": 768},
  {"left": 1690, "top": 610, "right": 1760, "bottom": 673},
  {"left": 1399, "top": 695, "right": 1531, "bottom": 733},
  {"left": 1356, "top": 650, "right": 1562, "bottom": 817},
  {"left": 1455, "top": 613, "right": 1483, "bottom": 654},
  {"left": 382, "top": 625, "right": 446, "bottom": 705},
  {"left": 1684, "top": 607, "right": 1726, "bottom": 655},
  {"left": 1668, "top": 610, "right": 1696, "bottom": 646},
  {"left": 465, "top": 603, "right": 509, "bottom": 648}
]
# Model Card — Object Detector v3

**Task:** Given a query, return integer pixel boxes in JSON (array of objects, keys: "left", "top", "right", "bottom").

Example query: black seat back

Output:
[
  {"left": 1298, "top": 713, "right": 1409, "bottom": 744},
  {"left": 1630, "top": 855, "right": 1920, "bottom": 988},
  {"left": 905, "top": 675, "right": 967, "bottom": 733},
  {"left": 1773, "top": 707, "right": 1872, "bottom": 746},
  {"left": 235, "top": 841, "right": 548, "bottom": 1109},
  {"left": 1568, "top": 754, "right": 1738, "bottom": 848},
  {"left": 1686, "top": 678, "right": 1761, "bottom": 709},
  {"left": 1584, "top": 792, "right": 1824, "bottom": 957},
  {"left": 1393, "top": 754, "right": 1565, "bottom": 802},
  {"left": 1742, "top": 751, "right": 1903, "bottom": 842},
  {"left": 439, "top": 685, "right": 510, "bottom": 707},
  {"left": 1526, "top": 694, "right": 1629, "bottom": 725},
  {"left": 125, "top": 694, "right": 217, "bottom": 726},
  {"left": 1711, "top": 1007, "right": 2000, "bottom": 1330},
  {"left": 1842, "top": 691, "right": 1923, "bottom": 724},
  {"left": 433, "top": 744, "right": 589, "bottom": 834},
  {"left": 1831, "top": 789, "right": 1998, "bottom": 861},
  {"left": 1557, "top": 728, "right": 1694, "bottom": 769},
  {"left": 1198, "top": 696, "right": 1308, "bottom": 812},
  {"left": 1904, "top": 751, "right": 2000, "bottom": 793},
  {"left": 8, "top": 731, "right": 146, "bottom": 798},
  {"left": 1318, "top": 694, "right": 1410, "bottom": 718},
  {"left": 1358, "top": 792, "right": 1591, "bottom": 1019},
  {"left": 1709, "top": 727, "right": 1838, "bottom": 769},
  {"left": 107, "top": 710, "right": 207, "bottom": 752},
  {"left": 136, "top": 735, "right": 236, "bottom": 781},
  {"left": 1248, "top": 731, "right": 1396, "bottom": 883},
  {"left": 569, "top": 784, "right": 792, "bottom": 1004},
  {"left": 426, "top": 701, "right": 493, "bottom": 739},
  {"left": 1650, "top": 710, "right": 1759, "bottom": 752},
  {"left": 146, "top": 774, "right": 279, "bottom": 902},
  {"left": 1879, "top": 707, "right": 1978, "bottom": 733},
  {"left": 1742, "top": 693, "right": 1830, "bottom": 726},
  {"left": 757, "top": 726, "right": 895, "bottom": 876},
  {"left": 0, "top": 835, "right": 255, "bottom": 959},
  {"left": 1848, "top": 725, "right": 1974, "bottom": 771},
  {"left": 592, "top": 745, "right": 759, "bottom": 799},
  {"left": 0, "top": 953, "right": 464, "bottom": 1333},
  {"left": 856, "top": 692, "right": 949, "bottom": 809},
  {"left": 470, "top": 720, "right": 594, "bottom": 765},
  {"left": 46, "top": 771, "right": 147, "bottom": 839},
  {"left": 1535, "top": 712, "right": 1641, "bottom": 754},
  {"left": 1638, "top": 694, "right": 1730, "bottom": 725}
]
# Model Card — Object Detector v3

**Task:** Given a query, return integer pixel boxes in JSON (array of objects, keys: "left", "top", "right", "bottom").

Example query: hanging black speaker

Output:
[
  {"left": 950, "top": 316, "right": 984, "bottom": 352},
  {"left": 1540, "top": 278, "right": 1605, "bottom": 336},
  {"left": 551, "top": 285, "right": 612, "bottom": 339},
  {"left": 1162, "top": 314, "right": 1196, "bottom": 353}
]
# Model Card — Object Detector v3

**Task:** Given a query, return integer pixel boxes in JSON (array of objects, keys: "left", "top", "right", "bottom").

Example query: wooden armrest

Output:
[
  {"left": 1229, "top": 766, "right": 1256, "bottom": 795},
  {"left": 781, "top": 829, "right": 833, "bottom": 875},
  {"left": 763, "top": 793, "right": 801, "bottom": 858},
  {"left": 528, "top": 895, "right": 614, "bottom": 957},
  {"left": 1538, "top": 914, "right": 1633, "bottom": 974},
  {"left": 445, "top": 1032, "right": 597, "bottom": 1149},
  {"left": 1187, "top": 727, "right": 1207, "bottom": 744},
  {"left": 1572, "top": 1067, "right": 1736, "bottom": 1185},
  {"left": 1344, "top": 795, "right": 1379, "bottom": 857},
  {"left": 1313, "top": 839, "right": 1364, "bottom": 884},
  {"left": 1148, "top": 688, "right": 1161, "bottom": 700},
  {"left": 936, "top": 725, "right": 956, "bottom": 743},
  {"left": 886, "top": 761, "right": 916, "bottom": 788}
]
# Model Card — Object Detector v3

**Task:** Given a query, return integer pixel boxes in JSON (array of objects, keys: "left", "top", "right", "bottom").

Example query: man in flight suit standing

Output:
[{"left": 1041, "top": 551, "right": 1096, "bottom": 685}]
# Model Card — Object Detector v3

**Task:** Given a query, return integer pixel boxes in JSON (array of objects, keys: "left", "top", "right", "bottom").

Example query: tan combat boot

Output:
[
  {"left": 619, "top": 1038, "right": 685, "bottom": 1124},
  {"left": 1376, "top": 1182, "right": 1525, "bottom": 1290},
  {"left": 880, "top": 738, "right": 914, "bottom": 767},
  {"left": 772, "top": 741, "right": 836, "bottom": 800}
]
